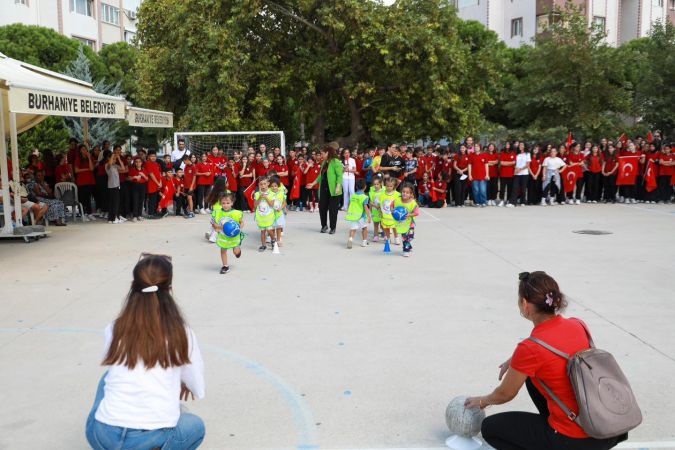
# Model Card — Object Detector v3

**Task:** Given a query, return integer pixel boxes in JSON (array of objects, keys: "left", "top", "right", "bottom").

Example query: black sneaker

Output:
[
  {"left": 320, "top": 226, "right": 328, "bottom": 233},
  {"left": 258, "top": 245, "right": 266, "bottom": 252},
  {"left": 329, "top": 228, "right": 336, "bottom": 235},
  {"left": 220, "top": 266, "right": 230, "bottom": 274}
]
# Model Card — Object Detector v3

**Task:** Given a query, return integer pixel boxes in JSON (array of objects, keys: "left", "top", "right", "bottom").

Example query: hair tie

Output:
[
  {"left": 545, "top": 292, "right": 555, "bottom": 307},
  {"left": 518, "top": 272, "right": 530, "bottom": 281},
  {"left": 141, "top": 285, "right": 158, "bottom": 293}
]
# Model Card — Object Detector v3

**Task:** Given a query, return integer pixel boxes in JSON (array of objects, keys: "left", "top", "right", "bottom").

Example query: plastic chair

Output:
[{"left": 55, "top": 182, "right": 84, "bottom": 223}]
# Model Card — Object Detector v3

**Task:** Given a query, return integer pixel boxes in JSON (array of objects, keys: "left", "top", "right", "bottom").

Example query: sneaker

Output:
[
  {"left": 592, "top": 200, "right": 597, "bottom": 204},
  {"left": 540, "top": 199, "right": 546, "bottom": 206},
  {"left": 132, "top": 217, "right": 139, "bottom": 222},
  {"left": 329, "top": 229, "right": 336, "bottom": 235},
  {"left": 347, "top": 238, "right": 353, "bottom": 249},
  {"left": 480, "top": 204, "right": 486, "bottom": 207},
  {"left": 88, "top": 214, "right": 98, "bottom": 221},
  {"left": 361, "top": 240, "right": 369, "bottom": 247},
  {"left": 220, "top": 266, "right": 230, "bottom": 274},
  {"left": 394, "top": 236, "right": 401, "bottom": 245},
  {"left": 320, "top": 226, "right": 328, "bottom": 233},
  {"left": 162, "top": 211, "right": 169, "bottom": 218},
  {"left": 506, "top": 203, "right": 514, "bottom": 208},
  {"left": 113, "top": 219, "right": 121, "bottom": 224},
  {"left": 258, "top": 245, "right": 267, "bottom": 252},
  {"left": 373, "top": 235, "right": 380, "bottom": 242},
  {"left": 575, "top": 199, "right": 581, "bottom": 205},
  {"left": 498, "top": 200, "right": 504, "bottom": 207},
  {"left": 82, "top": 215, "right": 90, "bottom": 222},
  {"left": 402, "top": 252, "right": 411, "bottom": 257},
  {"left": 188, "top": 212, "right": 195, "bottom": 219},
  {"left": 139, "top": 216, "right": 145, "bottom": 221},
  {"left": 108, "top": 220, "right": 113, "bottom": 224},
  {"left": 208, "top": 235, "right": 217, "bottom": 244},
  {"left": 118, "top": 216, "right": 128, "bottom": 222}
]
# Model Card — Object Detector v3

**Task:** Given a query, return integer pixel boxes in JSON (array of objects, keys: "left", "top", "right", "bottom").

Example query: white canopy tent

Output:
[{"left": 0, "top": 52, "right": 173, "bottom": 236}]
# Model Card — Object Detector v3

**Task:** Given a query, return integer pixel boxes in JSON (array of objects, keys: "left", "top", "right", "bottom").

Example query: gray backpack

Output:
[{"left": 528, "top": 321, "right": 642, "bottom": 439}]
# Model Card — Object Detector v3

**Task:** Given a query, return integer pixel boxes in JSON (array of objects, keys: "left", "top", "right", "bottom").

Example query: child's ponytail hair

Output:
[
  {"left": 518, "top": 271, "right": 568, "bottom": 314},
  {"left": 206, "top": 176, "right": 228, "bottom": 207}
]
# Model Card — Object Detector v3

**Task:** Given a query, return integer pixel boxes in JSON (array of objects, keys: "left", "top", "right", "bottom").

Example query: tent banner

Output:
[
  {"left": 8, "top": 86, "right": 126, "bottom": 119},
  {"left": 126, "top": 107, "right": 173, "bottom": 128}
]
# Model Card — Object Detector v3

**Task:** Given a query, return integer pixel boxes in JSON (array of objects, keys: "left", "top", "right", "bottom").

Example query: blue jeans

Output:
[
  {"left": 472, "top": 180, "right": 487, "bottom": 205},
  {"left": 86, "top": 375, "right": 205, "bottom": 450},
  {"left": 417, "top": 193, "right": 430, "bottom": 207}
]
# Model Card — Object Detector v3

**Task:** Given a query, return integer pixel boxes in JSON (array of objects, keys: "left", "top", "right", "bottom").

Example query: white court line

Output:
[
  {"left": 323, "top": 442, "right": 675, "bottom": 450},
  {"left": 618, "top": 204, "right": 675, "bottom": 217},
  {"left": 419, "top": 208, "right": 441, "bottom": 222}
]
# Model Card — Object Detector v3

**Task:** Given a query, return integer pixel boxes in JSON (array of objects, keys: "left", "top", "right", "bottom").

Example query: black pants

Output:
[
  {"left": 658, "top": 175, "right": 672, "bottom": 202},
  {"left": 95, "top": 175, "right": 108, "bottom": 212},
  {"left": 78, "top": 184, "right": 94, "bottom": 214},
  {"left": 488, "top": 177, "right": 499, "bottom": 200},
  {"left": 620, "top": 184, "right": 636, "bottom": 200},
  {"left": 528, "top": 177, "right": 542, "bottom": 204},
  {"left": 636, "top": 175, "right": 645, "bottom": 200},
  {"left": 120, "top": 182, "right": 131, "bottom": 217},
  {"left": 174, "top": 195, "right": 187, "bottom": 215},
  {"left": 196, "top": 185, "right": 208, "bottom": 210},
  {"left": 131, "top": 183, "right": 146, "bottom": 218},
  {"left": 573, "top": 178, "right": 584, "bottom": 200},
  {"left": 586, "top": 172, "right": 601, "bottom": 201},
  {"left": 237, "top": 186, "right": 249, "bottom": 211},
  {"left": 428, "top": 199, "right": 445, "bottom": 208},
  {"left": 603, "top": 175, "right": 617, "bottom": 202},
  {"left": 499, "top": 177, "right": 512, "bottom": 201},
  {"left": 482, "top": 379, "right": 626, "bottom": 450},
  {"left": 319, "top": 182, "right": 339, "bottom": 230},
  {"left": 509, "top": 175, "right": 528, "bottom": 205},
  {"left": 454, "top": 179, "right": 467, "bottom": 206},
  {"left": 147, "top": 192, "right": 160, "bottom": 215},
  {"left": 108, "top": 187, "right": 120, "bottom": 222}
]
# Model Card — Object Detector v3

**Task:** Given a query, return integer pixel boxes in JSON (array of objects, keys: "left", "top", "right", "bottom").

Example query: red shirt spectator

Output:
[
  {"left": 498, "top": 151, "right": 516, "bottom": 178},
  {"left": 305, "top": 164, "right": 320, "bottom": 188},
  {"left": 55, "top": 162, "right": 73, "bottom": 183},
  {"left": 659, "top": 152, "right": 674, "bottom": 177},
  {"left": 207, "top": 154, "right": 226, "bottom": 177},
  {"left": 196, "top": 159, "right": 214, "bottom": 186},
  {"left": 486, "top": 152, "right": 499, "bottom": 179},
  {"left": 469, "top": 153, "right": 488, "bottom": 180},
  {"left": 75, "top": 151, "right": 95, "bottom": 186},
  {"left": 224, "top": 167, "right": 238, "bottom": 192},
  {"left": 144, "top": 159, "right": 162, "bottom": 193},
  {"left": 239, "top": 163, "right": 255, "bottom": 188},
  {"left": 454, "top": 153, "right": 469, "bottom": 171},
  {"left": 567, "top": 152, "right": 584, "bottom": 178},
  {"left": 433, "top": 180, "right": 447, "bottom": 200},
  {"left": 587, "top": 154, "right": 603, "bottom": 173},
  {"left": 128, "top": 165, "right": 148, "bottom": 184},
  {"left": 183, "top": 164, "right": 196, "bottom": 192}
]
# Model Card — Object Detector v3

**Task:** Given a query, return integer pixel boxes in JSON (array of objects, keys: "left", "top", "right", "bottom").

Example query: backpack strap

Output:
[
  {"left": 527, "top": 337, "right": 579, "bottom": 422},
  {"left": 572, "top": 318, "right": 596, "bottom": 348}
]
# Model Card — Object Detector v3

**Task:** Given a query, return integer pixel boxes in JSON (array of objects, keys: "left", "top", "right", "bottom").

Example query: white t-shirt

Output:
[
  {"left": 171, "top": 148, "right": 190, "bottom": 170},
  {"left": 95, "top": 323, "right": 205, "bottom": 430},
  {"left": 514, "top": 153, "right": 532, "bottom": 176},
  {"left": 343, "top": 157, "right": 356, "bottom": 180},
  {"left": 543, "top": 157, "right": 566, "bottom": 174}
]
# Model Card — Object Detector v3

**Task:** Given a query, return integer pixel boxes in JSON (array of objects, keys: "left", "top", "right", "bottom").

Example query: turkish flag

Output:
[
  {"left": 619, "top": 133, "right": 629, "bottom": 144},
  {"left": 290, "top": 178, "right": 300, "bottom": 200},
  {"left": 244, "top": 182, "right": 257, "bottom": 211},
  {"left": 617, "top": 156, "right": 640, "bottom": 186},
  {"left": 646, "top": 131, "right": 654, "bottom": 143},
  {"left": 645, "top": 160, "right": 658, "bottom": 192},
  {"left": 566, "top": 132, "right": 573, "bottom": 151},
  {"left": 563, "top": 169, "right": 577, "bottom": 193}
]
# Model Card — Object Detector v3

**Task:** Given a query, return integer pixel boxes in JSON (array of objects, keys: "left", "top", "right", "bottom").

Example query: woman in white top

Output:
[
  {"left": 541, "top": 147, "right": 567, "bottom": 205},
  {"left": 86, "top": 254, "right": 206, "bottom": 450},
  {"left": 341, "top": 148, "right": 356, "bottom": 211}
]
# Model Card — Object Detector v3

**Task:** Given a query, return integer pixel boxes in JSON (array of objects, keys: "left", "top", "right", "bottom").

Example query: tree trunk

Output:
[
  {"left": 310, "top": 94, "right": 326, "bottom": 146},
  {"left": 335, "top": 97, "right": 365, "bottom": 149}
]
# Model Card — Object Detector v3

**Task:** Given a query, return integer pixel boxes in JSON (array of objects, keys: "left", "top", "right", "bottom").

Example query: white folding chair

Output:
[{"left": 55, "top": 182, "right": 84, "bottom": 223}]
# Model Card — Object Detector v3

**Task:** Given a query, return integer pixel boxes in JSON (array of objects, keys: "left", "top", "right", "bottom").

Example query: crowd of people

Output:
[{"left": 3, "top": 133, "right": 673, "bottom": 230}]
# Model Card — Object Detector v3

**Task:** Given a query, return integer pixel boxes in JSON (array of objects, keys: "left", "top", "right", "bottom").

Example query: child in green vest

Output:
[
  {"left": 379, "top": 177, "right": 401, "bottom": 246},
  {"left": 393, "top": 182, "right": 419, "bottom": 257},
  {"left": 368, "top": 177, "right": 384, "bottom": 242},
  {"left": 345, "top": 179, "right": 372, "bottom": 249},
  {"left": 211, "top": 192, "right": 244, "bottom": 273},
  {"left": 254, "top": 176, "right": 276, "bottom": 252},
  {"left": 269, "top": 176, "right": 287, "bottom": 247}
]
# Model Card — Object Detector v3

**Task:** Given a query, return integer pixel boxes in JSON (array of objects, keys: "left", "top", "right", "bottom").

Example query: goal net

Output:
[{"left": 173, "top": 131, "right": 285, "bottom": 159}]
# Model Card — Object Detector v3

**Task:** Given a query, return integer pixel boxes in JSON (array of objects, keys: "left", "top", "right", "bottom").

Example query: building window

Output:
[
  {"left": 593, "top": 16, "right": 606, "bottom": 32},
  {"left": 653, "top": 0, "right": 663, "bottom": 6},
  {"left": 511, "top": 17, "right": 523, "bottom": 37},
  {"left": 70, "top": 0, "right": 93, "bottom": 16},
  {"left": 670, "top": 0, "right": 675, "bottom": 9},
  {"left": 536, "top": 14, "right": 549, "bottom": 33},
  {"left": 74, "top": 36, "right": 96, "bottom": 49},
  {"left": 102, "top": 3, "right": 120, "bottom": 25},
  {"left": 124, "top": 30, "right": 137, "bottom": 43},
  {"left": 15, "top": 0, "right": 28, "bottom": 5}
]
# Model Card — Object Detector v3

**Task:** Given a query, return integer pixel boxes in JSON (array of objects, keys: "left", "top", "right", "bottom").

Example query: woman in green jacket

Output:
[{"left": 307, "top": 145, "right": 343, "bottom": 234}]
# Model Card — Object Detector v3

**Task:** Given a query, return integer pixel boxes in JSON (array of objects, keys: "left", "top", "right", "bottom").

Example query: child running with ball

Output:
[
  {"left": 379, "top": 177, "right": 401, "bottom": 246},
  {"left": 368, "top": 177, "right": 384, "bottom": 242},
  {"left": 254, "top": 176, "right": 277, "bottom": 252},
  {"left": 345, "top": 179, "right": 372, "bottom": 249},
  {"left": 392, "top": 182, "right": 419, "bottom": 257},
  {"left": 211, "top": 192, "right": 244, "bottom": 274}
]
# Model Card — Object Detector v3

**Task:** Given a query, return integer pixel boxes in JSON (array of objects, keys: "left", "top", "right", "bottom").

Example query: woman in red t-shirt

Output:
[
  {"left": 55, "top": 154, "right": 74, "bottom": 183},
  {"left": 585, "top": 145, "right": 603, "bottom": 203},
  {"left": 602, "top": 145, "right": 619, "bottom": 203},
  {"left": 237, "top": 155, "right": 255, "bottom": 212},
  {"left": 304, "top": 156, "right": 321, "bottom": 212},
  {"left": 657, "top": 145, "right": 674, "bottom": 202},
  {"left": 452, "top": 145, "right": 470, "bottom": 207},
  {"left": 466, "top": 271, "right": 627, "bottom": 450},
  {"left": 528, "top": 145, "right": 542, "bottom": 205},
  {"left": 485, "top": 143, "right": 499, "bottom": 205},
  {"left": 195, "top": 153, "right": 213, "bottom": 213},
  {"left": 128, "top": 157, "right": 148, "bottom": 220},
  {"left": 74, "top": 144, "right": 96, "bottom": 219}
]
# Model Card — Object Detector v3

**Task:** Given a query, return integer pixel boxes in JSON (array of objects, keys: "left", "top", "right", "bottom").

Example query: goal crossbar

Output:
[{"left": 173, "top": 131, "right": 285, "bottom": 157}]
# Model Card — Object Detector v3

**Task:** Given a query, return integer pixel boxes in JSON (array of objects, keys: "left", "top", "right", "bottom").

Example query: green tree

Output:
[
  {"left": 136, "top": 0, "right": 504, "bottom": 146},
  {"left": 99, "top": 42, "right": 140, "bottom": 103},
  {"left": 504, "top": 4, "right": 631, "bottom": 141}
]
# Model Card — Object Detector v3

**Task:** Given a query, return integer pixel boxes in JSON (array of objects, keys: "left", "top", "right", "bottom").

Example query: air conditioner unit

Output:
[{"left": 128, "top": 10, "right": 137, "bottom": 20}]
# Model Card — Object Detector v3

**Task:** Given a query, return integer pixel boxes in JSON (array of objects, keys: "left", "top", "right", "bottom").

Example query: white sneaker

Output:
[
  {"left": 132, "top": 217, "right": 138, "bottom": 222},
  {"left": 402, "top": 252, "right": 410, "bottom": 257},
  {"left": 540, "top": 199, "right": 546, "bottom": 206},
  {"left": 113, "top": 219, "right": 121, "bottom": 224},
  {"left": 87, "top": 214, "right": 98, "bottom": 220},
  {"left": 395, "top": 237, "right": 401, "bottom": 245},
  {"left": 506, "top": 203, "right": 514, "bottom": 208},
  {"left": 118, "top": 216, "right": 127, "bottom": 222},
  {"left": 347, "top": 238, "right": 353, "bottom": 249},
  {"left": 575, "top": 199, "right": 581, "bottom": 205},
  {"left": 361, "top": 240, "right": 369, "bottom": 247},
  {"left": 498, "top": 200, "right": 504, "bottom": 207},
  {"left": 108, "top": 220, "right": 113, "bottom": 224}
]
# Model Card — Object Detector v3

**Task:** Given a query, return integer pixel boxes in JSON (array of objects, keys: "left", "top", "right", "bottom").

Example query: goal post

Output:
[{"left": 173, "top": 131, "right": 286, "bottom": 159}]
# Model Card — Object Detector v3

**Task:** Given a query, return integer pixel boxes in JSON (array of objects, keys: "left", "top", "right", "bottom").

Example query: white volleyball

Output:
[{"left": 445, "top": 396, "right": 486, "bottom": 437}]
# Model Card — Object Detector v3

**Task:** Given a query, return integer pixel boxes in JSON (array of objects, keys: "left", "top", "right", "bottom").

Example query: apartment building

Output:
[
  {"left": 1, "top": 0, "right": 143, "bottom": 51},
  {"left": 454, "top": 0, "right": 675, "bottom": 47}
]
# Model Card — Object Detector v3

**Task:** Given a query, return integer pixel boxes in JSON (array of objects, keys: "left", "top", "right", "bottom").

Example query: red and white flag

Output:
[
  {"left": 645, "top": 160, "right": 658, "bottom": 192},
  {"left": 617, "top": 156, "right": 640, "bottom": 186},
  {"left": 563, "top": 169, "right": 577, "bottom": 193},
  {"left": 244, "top": 182, "right": 257, "bottom": 211},
  {"left": 566, "top": 132, "right": 573, "bottom": 151}
]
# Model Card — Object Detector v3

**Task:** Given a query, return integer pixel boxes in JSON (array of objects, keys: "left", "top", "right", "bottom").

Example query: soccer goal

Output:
[{"left": 173, "top": 131, "right": 285, "bottom": 159}]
